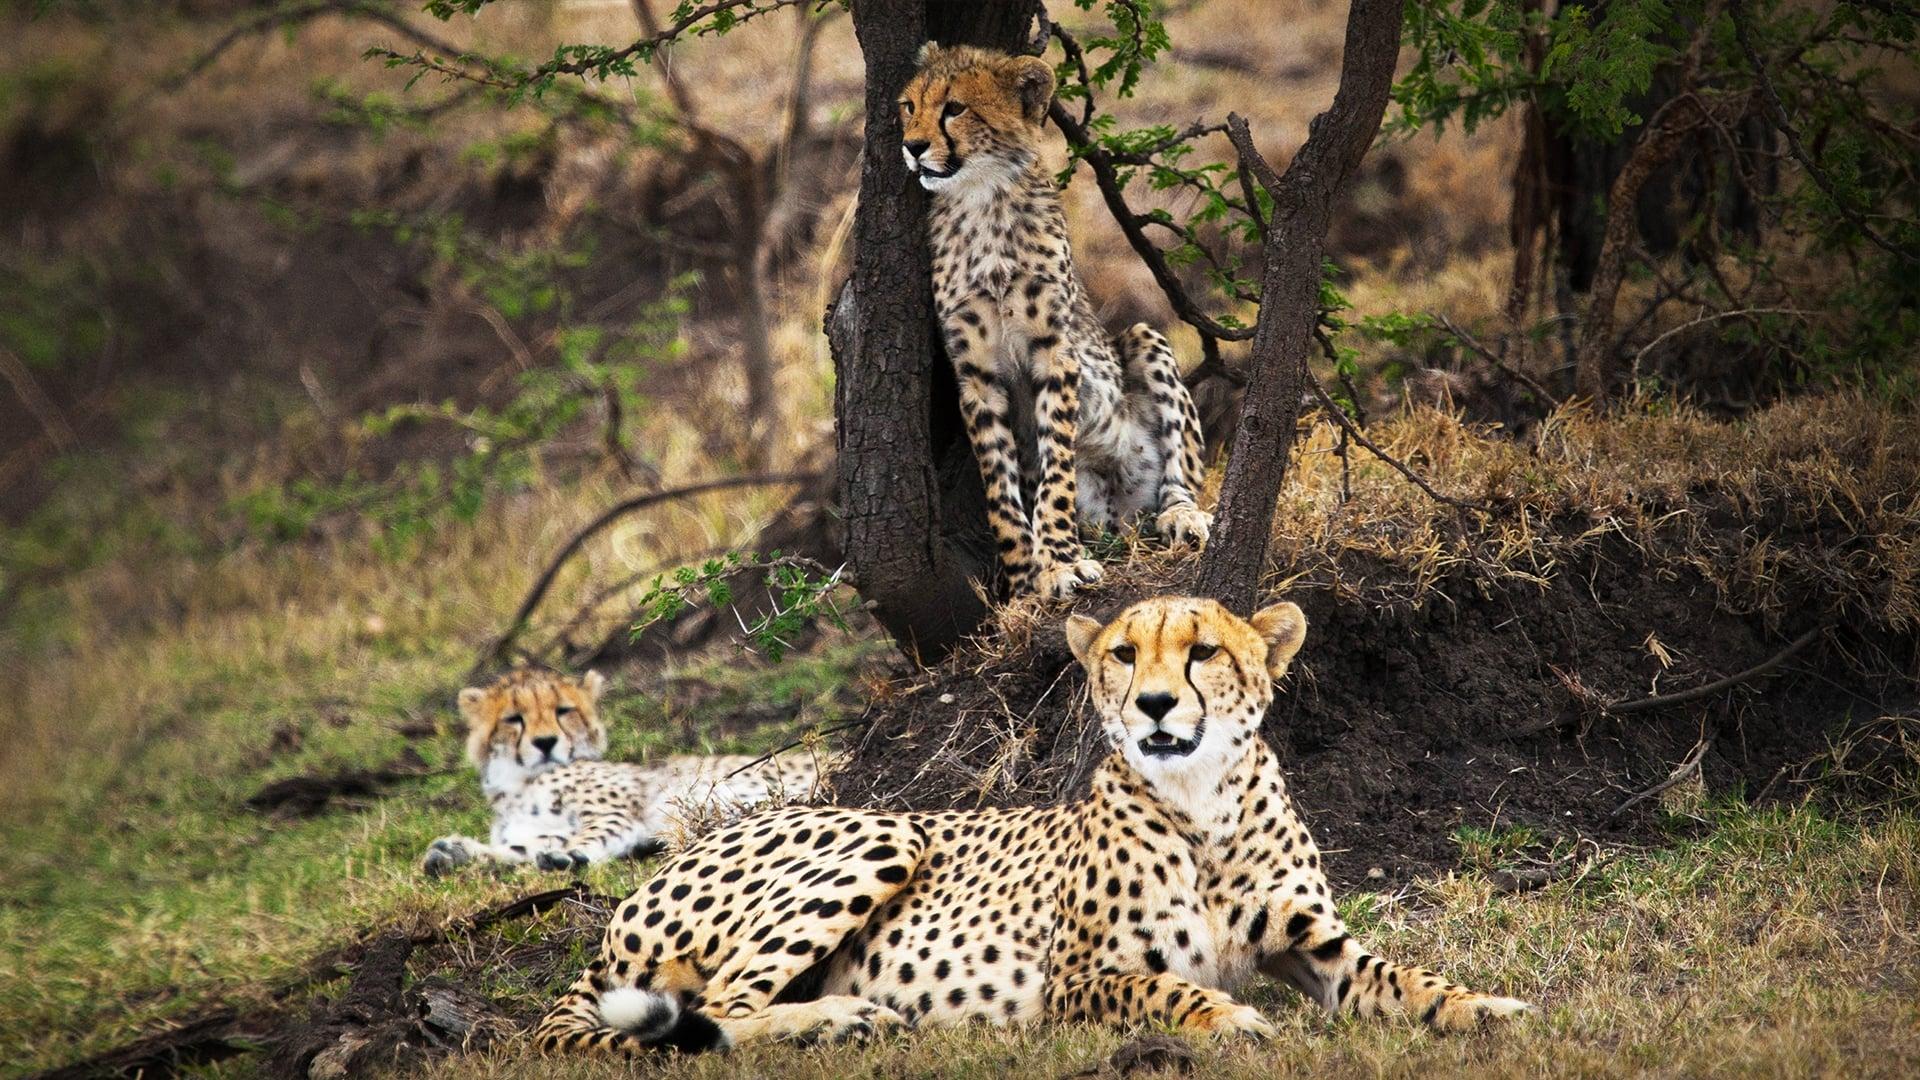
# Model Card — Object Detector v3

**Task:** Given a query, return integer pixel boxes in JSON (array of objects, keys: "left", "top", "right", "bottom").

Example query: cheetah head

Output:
[
  {"left": 899, "top": 44, "right": 1053, "bottom": 194},
  {"left": 1066, "top": 597, "right": 1306, "bottom": 793},
  {"left": 458, "top": 667, "right": 609, "bottom": 792}
]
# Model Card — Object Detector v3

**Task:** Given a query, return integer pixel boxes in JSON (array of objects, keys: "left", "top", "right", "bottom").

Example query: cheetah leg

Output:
[
  {"left": 535, "top": 815, "right": 929, "bottom": 1056},
  {"left": 422, "top": 832, "right": 566, "bottom": 876},
  {"left": 1020, "top": 295, "right": 1101, "bottom": 598},
  {"left": 1045, "top": 972, "right": 1275, "bottom": 1039},
  {"left": 1116, "top": 322, "right": 1210, "bottom": 548},
  {"left": 1259, "top": 907, "right": 1532, "bottom": 1032},
  {"left": 532, "top": 809, "right": 654, "bottom": 871},
  {"left": 945, "top": 299, "right": 1040, "bottom": 593}
]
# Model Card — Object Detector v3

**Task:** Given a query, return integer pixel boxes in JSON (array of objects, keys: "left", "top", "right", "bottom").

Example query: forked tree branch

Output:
[{"left": 1193, "top": 0, "right": 1406, "bottom": 612}]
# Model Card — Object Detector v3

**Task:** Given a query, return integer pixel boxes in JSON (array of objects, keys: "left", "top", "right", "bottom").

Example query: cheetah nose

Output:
[
  {"left": 532, "top": 735, "right": 559, "bottom": 757},
  {"left": 904, "top": 139, "right": 931, "bottom": 159},
  {"left": 1135, "top": 692, "right": 1177, "bottom": 722}
]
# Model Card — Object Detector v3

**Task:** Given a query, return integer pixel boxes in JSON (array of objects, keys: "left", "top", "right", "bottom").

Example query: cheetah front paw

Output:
[
  {"left": 422, "top": 836, "right": 477, "bottom": 878},
  {"left": 535, "top": 848, "right": 592, "bottom": 872},
  {"left": 1155, "top": 504, "right": 1212, "bottom": 549},
  {"left": 1187, "top": 1002, "right": 1276, "bottom": 1040},
  {"left": 787, "top": 998, "right": 908, "bottom": 1045},
  {"left": 1034, "top": 558, "right": 1104, "bottom": 599},
  {"left": 1427, "top": 991, "right": 1534, "bottom": 1032}
]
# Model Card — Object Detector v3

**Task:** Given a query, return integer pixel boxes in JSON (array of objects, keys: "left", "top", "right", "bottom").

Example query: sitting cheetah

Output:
[
  {"left": 532, "top": 597, "right": 1530, "bottom": 1053},
  {"left": 421, "top": 668, "right": 819, "bottom": 875},
  {"left": 902, "top": 45, "right": 1213, "bottom": 598}
]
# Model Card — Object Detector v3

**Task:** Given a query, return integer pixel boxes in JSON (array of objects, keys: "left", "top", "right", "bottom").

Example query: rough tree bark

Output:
[
  {"left": 1191, "top": 0, "right": 1405, "bottom": 614},
  {"left": 831, "top": 0, "right": 1041, "bottom": 660}
]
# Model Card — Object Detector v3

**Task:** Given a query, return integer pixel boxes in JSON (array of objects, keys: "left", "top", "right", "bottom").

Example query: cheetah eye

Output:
[
  {"left": 1189, "top": 644, "right": 1218, "bottom": 662},
  {"left": 502, "top": 713, "right": 524, "bottom": 727},
  {"left": 942, "top": 100, "right": 967, "bottom": 119},
  {"left": 899, "top": 100, "right": 914, "bottom": 115},
  {"left": 555, "top": 705, "right": 575, "bottom": 717},
  {"left": 1111, "top": 644, "right": 1136, "bottom": 665}
]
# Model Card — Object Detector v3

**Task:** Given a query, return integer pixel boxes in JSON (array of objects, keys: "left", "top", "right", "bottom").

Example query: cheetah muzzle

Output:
[{"left": 532, "top": 596, "right": 1534, "bottom": 1057}]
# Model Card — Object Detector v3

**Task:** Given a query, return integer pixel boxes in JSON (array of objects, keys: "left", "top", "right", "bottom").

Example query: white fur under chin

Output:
[
  {"left": 1117, "top": 726, "right": 1243, "bottom": 824},
  {"left": 597, "top": 987, "right": 677, "bottom": 1035}
]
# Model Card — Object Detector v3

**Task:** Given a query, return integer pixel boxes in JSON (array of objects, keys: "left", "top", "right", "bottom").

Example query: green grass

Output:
[{"left": 0, "top": 635, "right": 866, "bottom": 1076}]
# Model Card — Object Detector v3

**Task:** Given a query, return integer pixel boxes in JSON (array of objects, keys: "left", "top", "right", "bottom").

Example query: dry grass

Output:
[{"left": 411, "top": 804, "right": 1920, "bottom": 1080}]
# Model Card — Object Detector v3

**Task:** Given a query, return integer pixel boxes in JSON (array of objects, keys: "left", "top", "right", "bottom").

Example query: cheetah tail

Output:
[{"left": 535, "top": 984, "right": 730, "bottom": 1055}]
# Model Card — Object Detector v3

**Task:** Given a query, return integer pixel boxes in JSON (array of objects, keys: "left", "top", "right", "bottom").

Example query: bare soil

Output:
[{"left": 832, "top": 539, "right": 1917, "bottom": 887}]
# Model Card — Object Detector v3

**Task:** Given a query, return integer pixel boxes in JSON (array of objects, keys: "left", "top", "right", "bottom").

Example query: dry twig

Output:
[{"left": 473, "top": 473, "right": 817, "bottom": 677}]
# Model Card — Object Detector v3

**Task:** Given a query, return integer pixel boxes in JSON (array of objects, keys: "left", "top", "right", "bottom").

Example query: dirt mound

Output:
[
  {"left": 831, "top": 397, "right": 1920, "bottom": 885},
  {"left": 835, "top": 535, "right": 1916, "bottom": 890}
]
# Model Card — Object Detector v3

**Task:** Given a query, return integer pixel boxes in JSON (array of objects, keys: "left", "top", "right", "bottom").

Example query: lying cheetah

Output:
[
  {"left": 902, "top": 45, "right": 1213, "bottom": 598},
  {"left": 422, "top": 668, "right": 819, "bottom": 875},
  {"left": 532, "top": 597, "right": 1530, "bottom": 1053}
]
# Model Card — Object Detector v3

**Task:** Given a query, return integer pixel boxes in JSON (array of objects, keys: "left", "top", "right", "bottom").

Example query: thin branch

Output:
[
  {"left": 1048, "top": 24, "right": 1253, "bottom": 345},
  {"left": 473, "top": 473, "right": 817, "bottom": 677},
  {"left": 543, "top": 0, "right": 814, "bottom": 79},
  {"left": 167, "top": 1, "right": 463, "bottom": 89},
  {"left": 722, "top": 713, "right": 871, "bottom": 782},
  {"left": 1432, "top": 314, "right": 1562, "bottom": 407},
  {"left": 1729, "top": 0, "right": 1919, "bottom": 264},
  {"left": 1628, "top": 306, "right": 1813, "bottom": 381},
  {"left": 0, "top": 345, "right": 75, "bottom": 451},
  {"left": 1606, "top": 626, "right": 1825, "bottom": 714},
  {"left": 1304, "top": 355, "right": 1489, "bottom": 513}
]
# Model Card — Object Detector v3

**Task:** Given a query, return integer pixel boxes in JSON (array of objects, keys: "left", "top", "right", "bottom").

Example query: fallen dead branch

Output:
[
  {"left": 474, "top": 472, "right": 818, "bottom": 677},
  {"left": 1606, "top": 626, "right": 1825, "bottom": 715}
]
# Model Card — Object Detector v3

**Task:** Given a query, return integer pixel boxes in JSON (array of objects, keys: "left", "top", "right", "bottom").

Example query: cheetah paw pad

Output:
[
  {"left": 535, "top": 849, "right": 591, "bottom": 872},
  {"left": 1432, "top": 992, "right": 1534, "bottom": 1032},
  {"left": 422, "top": 836, "right": 475, "bottom": 877},
  {"left": 1034, "top": 559, "right": 1104, "bottom": 599},
  {"left": 790, "top": 1000, "right": 907, "bottom": 1045},
  {"left": 1194, "top": 1003, "right": 1276, "bottom": 1040},
  {"left": 1156, "top": 505, "right": 1212, "bottom": 549}
]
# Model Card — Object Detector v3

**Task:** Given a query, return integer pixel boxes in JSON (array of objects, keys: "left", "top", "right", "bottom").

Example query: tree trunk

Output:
[
  {"left": 831, "top": 0, "right": 1040, "bottom": 660},
  {"left": 1192, "top": 0, "right": 1404, "bottom": 614}
]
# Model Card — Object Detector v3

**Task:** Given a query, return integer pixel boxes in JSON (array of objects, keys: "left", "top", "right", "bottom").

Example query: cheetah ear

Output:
[
  {"left": 1064, "top": 613, "right": 1103, "bottom": 668},
  {"left": 580, "top": 670, "right": 607, "bottom": 702},
  {"left": 916, "top": 41, "right": 945, "bottom": 66},
  {"left": 1249, "top": 602, "right": 1307, "bottom": 680},
  {"left": 1005, "top": 55, "right": 1054, "bottom": 122},
  {"left": 456, "top": 687, "right": 488, "bottom": 728}
]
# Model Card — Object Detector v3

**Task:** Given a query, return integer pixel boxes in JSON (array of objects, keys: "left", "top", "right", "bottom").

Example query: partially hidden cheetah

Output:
[
  {"left": 531, "top": 597, "right": 1531, "bottom": 1053},
  {"left": 903, "top": 44, "right": 1214, "bottom": 599},
  {"left": 421, "top": 667, "right": 820, "bottom": 875}
]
